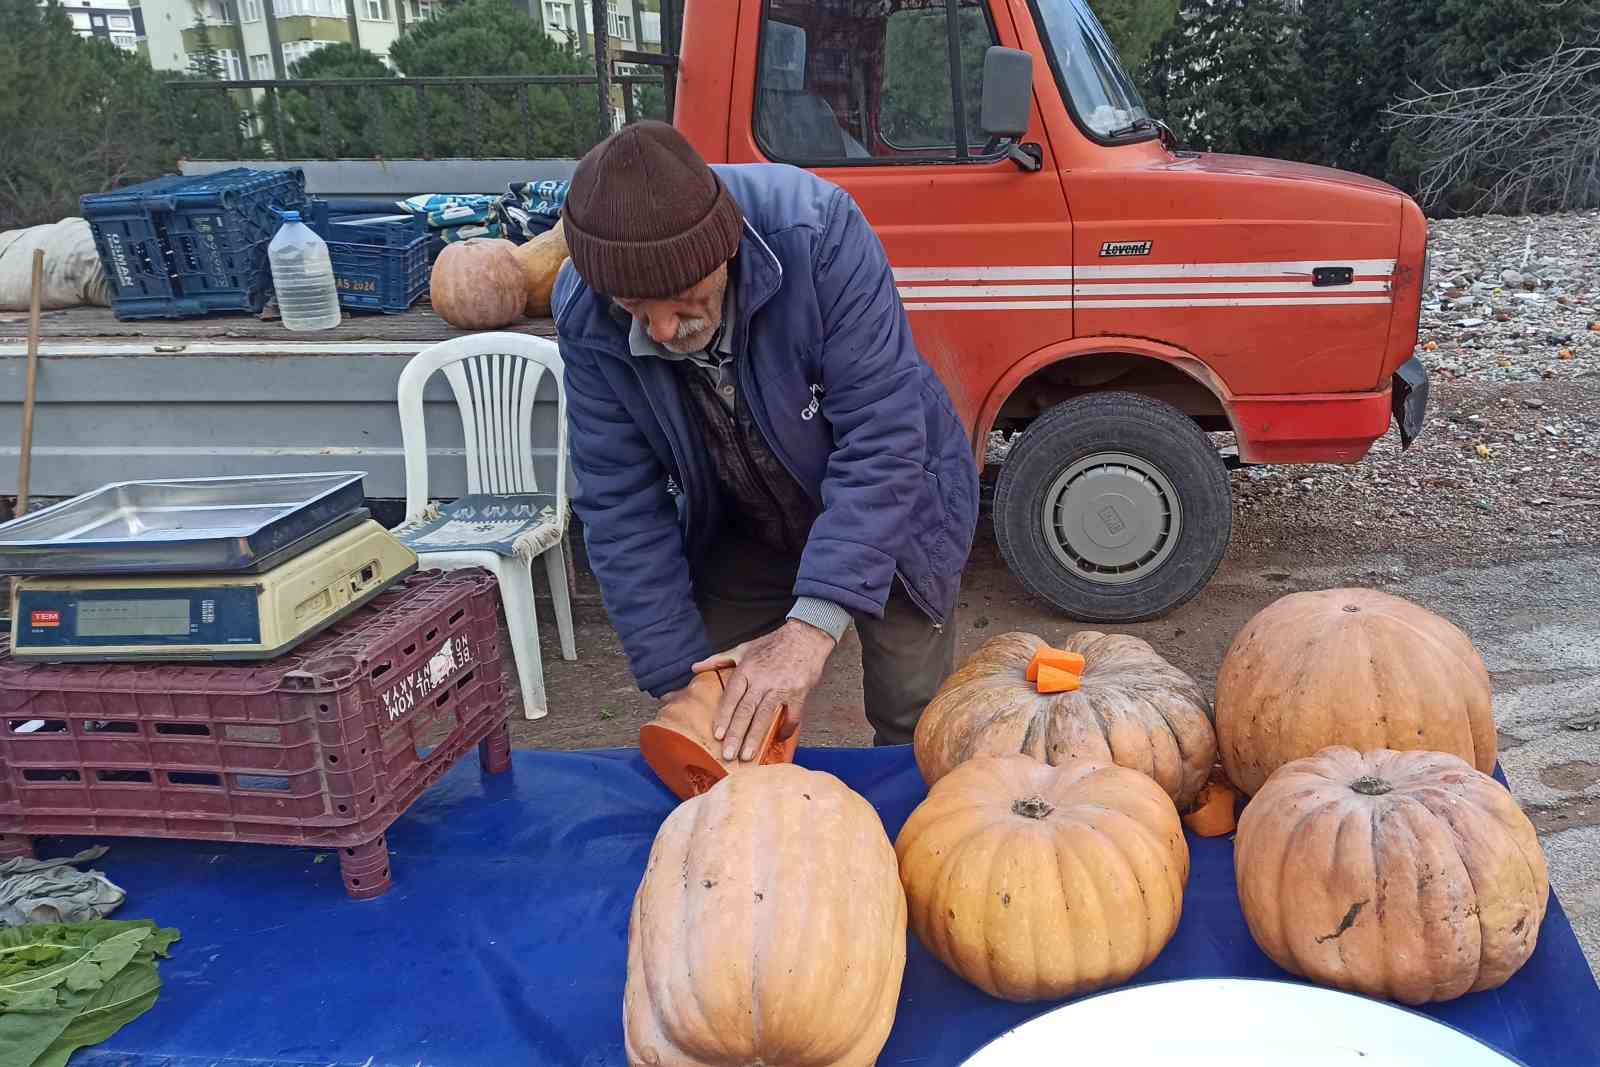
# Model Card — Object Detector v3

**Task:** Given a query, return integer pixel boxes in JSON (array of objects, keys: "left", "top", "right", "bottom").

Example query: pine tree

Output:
[
  {"left": 1089, "top": 0, "right": 1181, "bottom": 74},
  {"left": 187, "top": 18, "right": 225, "bottom": 81},
  {"left": 1143, "top": 0, "right": 1311, "bottom": 158}
]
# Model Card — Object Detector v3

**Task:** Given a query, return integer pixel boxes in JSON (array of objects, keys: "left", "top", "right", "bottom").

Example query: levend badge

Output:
[{"left": 1100, "top": 240, "right": 1154, "bottom": 258}]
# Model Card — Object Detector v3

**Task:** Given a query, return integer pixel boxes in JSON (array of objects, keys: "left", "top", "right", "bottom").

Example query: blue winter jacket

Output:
[{"left": 553, "top": 163, "right": 980, "bottom": 697}]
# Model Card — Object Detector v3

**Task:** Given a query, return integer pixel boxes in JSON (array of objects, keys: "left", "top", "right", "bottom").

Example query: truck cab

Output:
[{"left": 671, "top": 0, "right": 1430, "bottom": 621}]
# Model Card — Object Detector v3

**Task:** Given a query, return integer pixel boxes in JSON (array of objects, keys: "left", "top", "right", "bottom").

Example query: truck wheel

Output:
[{"left": 994, "top": 392, "right": 1232, "bottom": 622}]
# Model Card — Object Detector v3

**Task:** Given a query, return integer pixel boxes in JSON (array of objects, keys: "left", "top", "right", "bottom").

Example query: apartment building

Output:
[
  {"left": 138, "top": 0, "right": 661, "bottom": 79},
  {"left": 54, "top": 0, "right": 145, "bottom": 53}
]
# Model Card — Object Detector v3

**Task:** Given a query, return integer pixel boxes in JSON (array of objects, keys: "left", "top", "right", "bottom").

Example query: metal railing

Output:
[{"left": 163, "top": 70, "right": 673, "bottom": 161}]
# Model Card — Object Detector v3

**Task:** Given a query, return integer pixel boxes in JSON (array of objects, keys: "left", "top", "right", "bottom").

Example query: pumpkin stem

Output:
[
  {"left": 1350, "top": 775, "right": 1392, "bottom": 796},
  {"left": 1012, "top": 795, "right": 1055, "bottom": 819}
]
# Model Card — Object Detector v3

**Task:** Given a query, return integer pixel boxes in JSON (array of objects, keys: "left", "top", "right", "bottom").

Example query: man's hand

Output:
[{"left": 692, "top": 620, "right": 836, "bottom": 762}]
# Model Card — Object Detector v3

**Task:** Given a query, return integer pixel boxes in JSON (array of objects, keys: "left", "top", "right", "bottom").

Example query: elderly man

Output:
[{"left": 553, "top": 121, "right": 978, "bottom": 760}]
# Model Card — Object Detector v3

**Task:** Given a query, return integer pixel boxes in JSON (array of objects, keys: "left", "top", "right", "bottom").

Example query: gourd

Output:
[
  {"left": 1215, "top": 588, "right": 1495, "bottom": 796},
  {"left": 638, "top": 668, "right": 798, "bottom": 801},
  {"left": 428, "top": 238, "right": 524, "bottom": 330},
  {"left": 624, "top": 764, "right": 906, "bottom": 1066},
  {"left": 512, "top": 219, "right": 569, "bottom": 317},
  {"left": 895, "top": 755, "right": 1187, "bottom": 1001},
  {"left": 913, "top": 631, "right": 1216, "bottom": 809},
  {"left": 1235, "top": 746, "right": 1548, "bottom": 1004}
]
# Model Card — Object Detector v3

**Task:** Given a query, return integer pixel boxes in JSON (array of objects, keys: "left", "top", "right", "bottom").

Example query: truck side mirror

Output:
[{"left": 980, "top": 46, "right": 1033, "bottom": 141}]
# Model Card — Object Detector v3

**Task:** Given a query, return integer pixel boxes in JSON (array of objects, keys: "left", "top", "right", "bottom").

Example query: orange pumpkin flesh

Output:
[
  {"left": 1180, "top": 768, "right": 1238, "bottom": 837},
  {"left": 1025, "top": 647, "right": 1086, "bottom": 681},
  {"left": 638, "top": 669, "right": 798, "bottom": 801},
  {"left": 1235, "top": 746, "right": 1548, "bottom": 1004},
  {"left": 1035, "top": 664, "right": 1081, "bottom": 693},
  {"left": 1216, "top": 588, "right": 1496, "bottom": 795}
]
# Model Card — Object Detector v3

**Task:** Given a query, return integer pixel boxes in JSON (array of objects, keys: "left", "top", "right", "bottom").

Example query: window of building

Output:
[
  {"left": 69, "top": 11, "right": 91, "bottom": 28},
  {"left": 217, "top": 48, "right": 244, "bottom": 80},
  {"left": 110, "top": 32, "right": 138, "bottom": 49},
  {"left": 250, "top": 52, "right": 272, "bottom": 77},
  {"left": 241, "top": 0, "right": 262, "bottom": 21},
  {"left": 90, "top": 14, "right": 104, "bottom": 25},
  {"left": 408, "top": 0, "right": 433, "bottom": 19},
  {"left": 754, "top": 0, "right": 998, "bottom": 165},
  {"left": 362, "top": 0, "right": 387, "bottom": 20},
  {"left": 607, "top": 4, "right": 631, "bottom": 41},
  {"left": 108, "top": 14, "right": 133, "bottom": 29},
  {"left": 281, "top": 39, "right": 340, "bottom": 69},
  {"left": 543, "top": 1, "right": 569, "bottom": 33}
]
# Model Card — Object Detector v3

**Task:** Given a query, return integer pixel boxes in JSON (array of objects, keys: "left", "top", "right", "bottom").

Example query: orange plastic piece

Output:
[
  {"left": 639, "top": 668, "right": 799, "bottom": 801},
  {"left": 1025, "top": 648, "right": 1087, "bottom": 682},
  {"left": 1182, "top": 770, "right": 1240, "bottom": 838},
  {"left": 1035, "top": 665, "right": 1081, "bottom": 694}
]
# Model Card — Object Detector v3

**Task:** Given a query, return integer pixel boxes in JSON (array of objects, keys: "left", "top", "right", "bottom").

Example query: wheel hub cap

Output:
[{"left": 1042, "top": 452, "right": 1181, "bottom": 584}]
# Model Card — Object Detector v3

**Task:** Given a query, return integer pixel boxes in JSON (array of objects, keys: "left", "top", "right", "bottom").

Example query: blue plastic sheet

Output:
[{"left": 54, "top": 746, "right": 1599, "bottom": 1067}]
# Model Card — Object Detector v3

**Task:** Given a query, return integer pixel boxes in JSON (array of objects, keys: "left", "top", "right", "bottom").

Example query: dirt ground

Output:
[{"left": 496, "top": 355, "right": 1600, "bottom": 974}]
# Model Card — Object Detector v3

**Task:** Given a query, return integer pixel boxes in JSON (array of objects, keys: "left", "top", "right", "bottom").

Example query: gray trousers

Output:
[{"left": 692, "top": 536, "right": 957, "bottom": 746}]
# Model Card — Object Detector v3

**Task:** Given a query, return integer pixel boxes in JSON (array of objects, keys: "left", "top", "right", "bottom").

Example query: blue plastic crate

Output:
[
  {"left": 306, "top": 200, "right": 431, "bottom": 314},
  {"left": 81, "top": 168, "right": 307, "bottom": 320}
]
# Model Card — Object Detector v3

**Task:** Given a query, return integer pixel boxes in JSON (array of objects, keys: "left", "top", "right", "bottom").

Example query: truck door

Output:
[{"left": 725, "top": 0, "right": 1075, "bottom": 435}]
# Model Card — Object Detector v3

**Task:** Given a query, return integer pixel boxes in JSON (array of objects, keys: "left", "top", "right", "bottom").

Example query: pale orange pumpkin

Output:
[
  {"left": 1235, "top": 746, "right": 1548, "bottom": 1004},
  {"left": 895, "top": 755, "right": 1188, "bottom": 1002},
  {"left": 638, "top": 668, "right": 798, "bottom": 801},
  {"left": 1215, "top": 588, "right": 1495, "bottom": 796},
  {"left": 624, "top": 764, "right": 906, "bottom": 1066},
  {"left": 428, "top": 237, "right": 524, "bottom": 330},
  {"left": 914, "top": 631, "right": 1216, "bottom": 809},
  {"left": 512, "top": 219, "right": 568, "bottom": 317}
]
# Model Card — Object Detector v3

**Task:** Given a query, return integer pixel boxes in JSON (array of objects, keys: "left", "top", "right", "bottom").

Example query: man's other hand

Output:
[{"left": 692, "top": 620, "right": 836, "bottom": 761}]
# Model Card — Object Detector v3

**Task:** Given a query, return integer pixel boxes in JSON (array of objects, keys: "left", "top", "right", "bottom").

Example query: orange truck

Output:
[{"left": 651, "top": 0, "right": 1430, "bottom": 621}]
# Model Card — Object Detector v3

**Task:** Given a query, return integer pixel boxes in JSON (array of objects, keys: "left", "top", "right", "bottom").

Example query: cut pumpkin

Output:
[
  {"left": 1036, "top": 665, "right": 1081, "bottom": 694},
  {"left": 1026, "top": 647, "right": 1087, "bottom": 682},
  {"left": 1181, "top": 769, "right": 1239, "bottom": 837}
]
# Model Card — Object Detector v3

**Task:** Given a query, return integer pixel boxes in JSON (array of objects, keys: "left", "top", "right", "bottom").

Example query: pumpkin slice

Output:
[
  {"left": 1181, "top": 769, "right": 1239, "bottom": 837},
  {"left": 1026, "top": 647, "right": 1087, "bottom": 682},
  {"left": 639, "top": 669, "right": 798, "bottom": 801},
  {"left": 1036, "top": 665, "right": 1081, "bottom": 694}
]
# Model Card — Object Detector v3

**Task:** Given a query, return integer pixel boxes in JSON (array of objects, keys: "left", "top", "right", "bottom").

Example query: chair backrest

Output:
[{"left": 395, "top": 332, "right": 567, "bottom": 523}]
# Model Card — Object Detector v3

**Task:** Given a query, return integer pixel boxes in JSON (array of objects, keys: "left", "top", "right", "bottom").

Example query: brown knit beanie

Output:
[{"left": 562, "top": 121, "right": 744, "bottom": 299}]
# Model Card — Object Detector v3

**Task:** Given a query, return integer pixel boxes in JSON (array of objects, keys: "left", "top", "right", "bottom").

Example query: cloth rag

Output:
[{"left": 0, "top": 846, "right": 125, "bottom": 926}]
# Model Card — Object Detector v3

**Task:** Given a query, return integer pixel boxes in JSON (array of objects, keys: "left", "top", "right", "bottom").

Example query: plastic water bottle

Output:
[{"left": 268, "top": 209, "right": 341, "bottom": 331}]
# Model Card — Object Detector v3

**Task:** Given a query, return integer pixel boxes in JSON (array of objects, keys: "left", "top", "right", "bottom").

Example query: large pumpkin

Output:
[
  {"left": 895, "top": 755, "right": 1187, "bottom": 1001},
  {"left": 638, "top": 668, "right": 799, "bottom": 801},
  {"left": 1235, "top": 746, "right": 1547, "bottom": 1004},
  {"left": 914, "top": 631, "right": 1216, "bottom": 809},
  {"left": 1215, "top": 588, "right": 1495, "bottom": 796},
  {"left": 513, "top": 218, "right": 568, "bottom": 317},
  {"left": 429, "top": 238, "right": 524, "bottom": 330},
  {"left": 624, "top": 764, "right": 905, "bottom": 1066}
]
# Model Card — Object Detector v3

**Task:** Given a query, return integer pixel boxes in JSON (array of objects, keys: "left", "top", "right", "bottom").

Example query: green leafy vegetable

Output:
[{"left": 0, "top": 919, "right": 179, "bottom": 1067}]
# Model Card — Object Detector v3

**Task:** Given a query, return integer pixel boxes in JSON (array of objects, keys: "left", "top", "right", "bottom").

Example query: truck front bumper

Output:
[{"left": 1391, "top": 356, "right": 1430, "bottom": 450}]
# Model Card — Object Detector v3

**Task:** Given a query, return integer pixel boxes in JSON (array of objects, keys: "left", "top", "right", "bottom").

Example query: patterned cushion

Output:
[{"left": 394, "top": 494, "right": 567, "bottom": 561}]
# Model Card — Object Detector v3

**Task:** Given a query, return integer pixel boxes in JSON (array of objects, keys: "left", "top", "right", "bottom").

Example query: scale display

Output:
[
  {"left": 8, "top": 521, "right": 416, "bottom": 662},
  {"left": 76, "top": 599, "right": 193, "bottom": 638}
]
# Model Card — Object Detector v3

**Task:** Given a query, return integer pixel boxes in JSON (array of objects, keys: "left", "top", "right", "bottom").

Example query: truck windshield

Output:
[{"left": 1032, "top": 0, "right": 1153, "bottom": 140}]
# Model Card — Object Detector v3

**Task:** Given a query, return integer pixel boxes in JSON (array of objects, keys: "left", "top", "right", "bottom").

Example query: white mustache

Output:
[{"left": 674, "top": 317, "right": 710, "bottom": 340}]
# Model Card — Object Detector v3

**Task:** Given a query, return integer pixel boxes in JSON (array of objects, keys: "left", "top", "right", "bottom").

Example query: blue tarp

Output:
[{"left": 56, "top": 746, "right": 1600, "bottom": 1067}]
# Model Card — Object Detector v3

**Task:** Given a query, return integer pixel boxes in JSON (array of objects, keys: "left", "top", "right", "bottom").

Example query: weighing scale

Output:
[
  {"left": 0, "top": 473, "right": 418, "bottom": 663},
  {"left": 9, "top": 520, "right": 417, "bottom": 662}
]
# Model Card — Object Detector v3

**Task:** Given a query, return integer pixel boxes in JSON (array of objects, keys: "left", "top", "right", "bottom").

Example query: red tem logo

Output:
[{"left": 30, "top": 610, "right": 61, "bottom": 628}]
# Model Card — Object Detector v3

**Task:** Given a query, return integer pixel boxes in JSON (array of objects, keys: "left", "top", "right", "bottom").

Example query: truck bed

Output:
[{"left": 0, "top": 305, "right": 562, "bottom": 501}]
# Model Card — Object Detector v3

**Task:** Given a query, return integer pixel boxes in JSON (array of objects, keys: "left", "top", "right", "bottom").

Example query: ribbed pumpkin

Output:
[
  {"left": 1235, "top": 746, "right": 1548, "bottom": 1004},
  {"left": 429, "top": 237, "right": 524, "bottom": 330},
  {"left": 895, "top": 755, "right": 1188, "bottom": 1001},
  {"left": 638, "top": 668, "right": 799, "bottom": 801},
  {"left": 624, "top": 764, "right": 906, "bottom": 1066},
  {"left": 914, "top": 631, "right": 1216, "bottom": 809},
  {"left": 512, "top": 219, "right": 568, "bottom": 317},
  {"left": 1215, "top": 588, "right": 1495, "bottom": 796}
]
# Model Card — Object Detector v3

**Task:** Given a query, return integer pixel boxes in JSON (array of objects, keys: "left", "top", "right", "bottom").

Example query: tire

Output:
[{"left": 994, "top": 392, "right": 1232, "bottom": 622}]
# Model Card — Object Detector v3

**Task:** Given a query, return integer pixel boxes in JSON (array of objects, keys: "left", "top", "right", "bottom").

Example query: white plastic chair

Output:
[{"left": 392, "top": 333, "right": 576, "bottom": 721}]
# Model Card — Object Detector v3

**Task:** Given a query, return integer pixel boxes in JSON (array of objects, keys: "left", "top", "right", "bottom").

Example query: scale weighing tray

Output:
[
  {"left": 8, "top": 520, "right": 419, "bottom": 662},
  {"left": 0, "top": 472, "right": 367, "bottom": 575}
]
